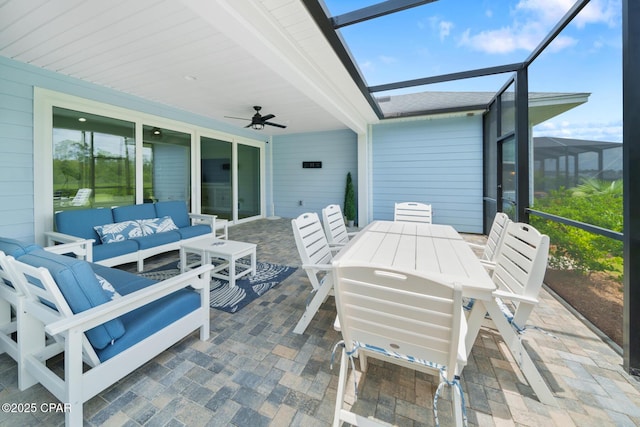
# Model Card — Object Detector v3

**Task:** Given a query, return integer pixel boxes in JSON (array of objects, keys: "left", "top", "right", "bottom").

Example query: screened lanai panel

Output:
[{"left": 371, "top": 116, "right": 483, "bottom": 233}]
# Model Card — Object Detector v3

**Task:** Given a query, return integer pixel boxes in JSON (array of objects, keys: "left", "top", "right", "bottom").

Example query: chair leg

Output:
[
  {"left": 451, "top": 381, "right": 464, "bottom": 427},
  {"left": 293, "top": 279, "right": 333, "bottom": 334},
  {"left": 333, "top": 348, "right": 348, "bottom": 427},
  {"left": 18, "top": 309, "right": 45, "bottom": 390}
]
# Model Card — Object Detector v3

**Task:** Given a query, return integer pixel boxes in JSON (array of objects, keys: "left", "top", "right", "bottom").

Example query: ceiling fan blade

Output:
[
  {"left": 225, "top": 115, "right": 250, "bottom": 120},
  {"left": 244, "top": 123, "right": 253, "bottom": 128},
  {"left": 264, "top": 121, "right": 287, "bottom": 129},
  {"left": 261, "top": 114, "right": 275, "bottom": 121}
]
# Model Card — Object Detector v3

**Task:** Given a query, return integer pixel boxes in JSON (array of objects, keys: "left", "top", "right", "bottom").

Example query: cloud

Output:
[
  {"left": 423, "top": 16, "right": 454, "bottom": 41},
  {"left": 459, "top": 0, "right": 619, "bottom": 54},
  {"left": 533, "top": 119, "right": 622, "bottom": 142},
  {"left": 378, "top": 55, "right": 397, "bottom": 64},
  {"left": 439, "top": 20, "right": 454, "bottom": 41}
]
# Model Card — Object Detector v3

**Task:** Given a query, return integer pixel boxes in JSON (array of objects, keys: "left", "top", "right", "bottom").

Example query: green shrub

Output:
[
  {"left": 531, "top": 180, "right": 622, "bottom": 278},
  {"left": 344, "top": 172, "right": 356, "bottom": 222}
]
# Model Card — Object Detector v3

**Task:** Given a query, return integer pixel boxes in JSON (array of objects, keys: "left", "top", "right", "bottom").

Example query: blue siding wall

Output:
[
  {"left": 272, "top": 129, "right": 357, "bottom": 219},
  {"left": 371, "top": 116, "right": 483, "bottom": 233},
  {"left": 0, "top": 56, "right": 257, "bottom": 242}
]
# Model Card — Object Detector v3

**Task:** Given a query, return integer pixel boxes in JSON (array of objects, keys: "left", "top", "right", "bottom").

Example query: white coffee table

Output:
[{"left": 180, "top": 237, "right": 257, "bottom": 288}]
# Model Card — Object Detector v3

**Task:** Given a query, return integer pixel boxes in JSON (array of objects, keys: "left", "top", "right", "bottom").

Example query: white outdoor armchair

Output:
[
  {"left": 394, "top": 201, "right": 433, "bottom": 224},
  {"left": 332, "top": 264, "right": 468, "bottom": 427},
  {"left": 322, "top": 204, "right": 357, "bottom": 247},
  {"left": 467, "top": 212, "right": 511, "bottom": 264},
  {"left": 291, "top": 212, "right": 335, "bottom": 334}
]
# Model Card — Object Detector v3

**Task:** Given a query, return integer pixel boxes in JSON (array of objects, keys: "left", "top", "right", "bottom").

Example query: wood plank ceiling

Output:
[{"left": 0, "top": 0, "right": 378, "bottom": 135}]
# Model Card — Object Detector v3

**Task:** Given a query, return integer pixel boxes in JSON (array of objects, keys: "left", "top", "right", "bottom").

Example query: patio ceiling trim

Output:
[{"left": 182, "top": 0, "right": 378, "bottom": 134}]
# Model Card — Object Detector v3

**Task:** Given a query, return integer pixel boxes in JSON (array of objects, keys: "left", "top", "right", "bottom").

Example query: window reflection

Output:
[{"left": 53, "top": 107, "right": 135, "bottom": 210}]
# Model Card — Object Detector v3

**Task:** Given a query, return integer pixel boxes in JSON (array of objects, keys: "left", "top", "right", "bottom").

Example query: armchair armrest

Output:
[
  {"left": 466, "top": 242, "right": 486, "bottom": 250},
  {"left": 302, "top": 263, "right": 333, "bottom": 272},
  {"left": 189, "top": 213, "right": 217, "bottom": 234},
  {"left": 45, "top": 230, "right": 88, "bottom": 245},
  {"left": 492, "top": 289, "right": 539, "bottom": 305},
  {"left": 44, "top": 231, "right": 94, "bottom": 261},
  {"left": 46, "top": 264, "right": 213, "bottom": 336}
]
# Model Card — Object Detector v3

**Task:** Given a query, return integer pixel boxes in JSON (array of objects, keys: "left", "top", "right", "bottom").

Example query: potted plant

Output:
[{"left": 344, "top": 172, "right": 356, "bottom": 227}]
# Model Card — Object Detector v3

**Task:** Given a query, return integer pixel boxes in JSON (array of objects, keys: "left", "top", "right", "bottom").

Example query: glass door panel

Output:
[
  {"left": 53, "top": 107, "right": 135, "bottom": 211},
  {"left": 142, "top": 125, "right": 191, "bottom": 204},
  {"left": 201, "top": 137, "right": 232, "bottom": 220},
  {"left": 237, "top": 144, "right": 261, "bottom": 219},
  {"left": 500, "top": 136, "right": 516, "bottom": 219}
]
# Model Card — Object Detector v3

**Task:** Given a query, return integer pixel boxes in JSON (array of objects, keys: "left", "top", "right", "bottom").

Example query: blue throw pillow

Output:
[
  {"left": 95, "top": 274, "right": 122, "bottom": 300},
  {"left": 138, "top": 216, "right": 178, "bottom": 236},
  {"left": 94, "top": 220, "right": 143, "bottom": 244}
]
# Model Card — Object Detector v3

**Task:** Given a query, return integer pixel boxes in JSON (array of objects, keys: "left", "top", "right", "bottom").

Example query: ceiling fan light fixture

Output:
[
  {"left": 252, "top": 123, "right": 264, "bottom": 130},
  {"left": 152, "top": 127, "right": 162, "bottom": 136}
]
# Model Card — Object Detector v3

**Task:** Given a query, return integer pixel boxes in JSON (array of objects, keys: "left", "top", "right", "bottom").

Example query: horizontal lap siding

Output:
[
  {"left": 0, "top": 64, "right": 35, "bottom": 240},
  {"left": 272, "top": 129, "right": 357, "bottom": 219},
  {"left": 372, "top": 116, "right": 483, "bottom": 233}
]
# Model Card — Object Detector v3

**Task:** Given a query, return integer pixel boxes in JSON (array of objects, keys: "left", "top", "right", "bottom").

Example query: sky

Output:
[{"left": 323, "top": 0, "right": 622, "bottom": 142}]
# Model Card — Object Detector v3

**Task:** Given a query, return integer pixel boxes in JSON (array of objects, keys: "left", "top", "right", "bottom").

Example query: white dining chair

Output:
[
  {"left": 332, "top": 264, "right": 468, "bottom": 427},
  {"left": 467, "top": 212, "right": 511, "bottom": 264},
  {"left": 394, "top": 202, "right": 433, "bottom": 224},
  {"left": 291, "top": 212, "right": 335, "bottom": 334},
  {"left": 321, "top": 204, "right": 357, "bottom": 247}
]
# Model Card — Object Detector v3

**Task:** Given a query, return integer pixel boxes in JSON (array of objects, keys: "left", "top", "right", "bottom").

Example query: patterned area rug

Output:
[{"left": 139, "top": 258, "right": 296, "bottom": 313}]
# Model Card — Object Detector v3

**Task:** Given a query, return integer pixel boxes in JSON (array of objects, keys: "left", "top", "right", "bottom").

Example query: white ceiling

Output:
[{"left": 0, "top": 0, "right": 378, "bottom": 136}]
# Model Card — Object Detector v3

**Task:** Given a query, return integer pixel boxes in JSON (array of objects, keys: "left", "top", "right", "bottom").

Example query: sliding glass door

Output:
[
  {"left": 201, "top": 137, "right": 232, "bottom": 220},
  {"left": 238, "top": 144, "right": 261, "bottom": 219}
]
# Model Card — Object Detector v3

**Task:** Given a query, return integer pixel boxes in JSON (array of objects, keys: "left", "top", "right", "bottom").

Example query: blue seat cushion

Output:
[
  {"left": 17, "top": 249, "right": 125, "bottom": 350},
  {"left": 92, "top": 240, "right": 139, "bottom": 262},
  {"left": 55, "top": 208, "right": 114, "bottom": 242},
  {"left": 131, "top": 231, "right": 181, "bottom": 250},
  {"left": 176, "top": 225, "right": 212, "bottom": 240},
  {"left": 0, "top": 237, "right": 40, "bottom": 258},
  {"left": 113, "top": 204, "right": 156, "bottom": 222},
  {"left": 95, "top": 288, "right": 201, "bottom": 362},
  {"left": 91, "top": 263, "right": 158, "bottom": 295},
  {"left": 155, "top": 201, "right": 191, "bottom": 228}
]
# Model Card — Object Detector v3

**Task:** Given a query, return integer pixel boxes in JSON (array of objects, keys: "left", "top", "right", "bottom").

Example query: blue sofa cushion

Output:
[
  {"left": 95, "top": 288, "right": 201, "bottom": 362},
  {"left": 92, "top": 240, "right": 139, "bottom": 262},
  {"left": 131, "top": 231, "right": 181, "bottom": 250},
  {"left": 113, "top": 204, "right": 156, "bottom": 222},
  {"left": 0, "top": 237, "right": 40, "bottom": 258},
  {"left": 155, "top": 201, "right": 191, "bottom": 228},
  {"left": 139, "top": 216, "right": 178, "bottom": 235},
  {"left": 94, "top": 220, "right": 143, "bottom": 244},
  {"left": 90, "top": 263, "right": 158, "bottom": 295},
  {"left": 175, "top": 225, "right": 212, "bottom": 240},
  {"left": 17, "top": 249, "right": 126, "bottom": 350},
  {"left": 56, "top": 208, "right": 115, "bottom": 242}
]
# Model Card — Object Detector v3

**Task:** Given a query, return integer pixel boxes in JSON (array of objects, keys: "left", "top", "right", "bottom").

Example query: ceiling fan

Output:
[{"left": 225, "top": 106, "right": 287, "bottom": 130}]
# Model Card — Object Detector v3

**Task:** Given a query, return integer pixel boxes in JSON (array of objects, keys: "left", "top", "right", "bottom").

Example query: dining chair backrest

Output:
[
  {"left": 483, "top": 212, "right": 512, "bottom": 262},
  {"left": 492, "top": 222, "right": 550, "bottom": 328},
  {"left": 291, "top": 212, "right": 335, "bottom": 334},
  {"left": 334, "top": 264, "right": 466, "bottom": 381},
  {"left": 292, "top": 212, "right": 333, "bottom": 267},
  {"left": 322, "top": 204, "right": 350, "bottom": 246},
  {"left": 394, "top": 202, "right": 432, "bottom": 224}
]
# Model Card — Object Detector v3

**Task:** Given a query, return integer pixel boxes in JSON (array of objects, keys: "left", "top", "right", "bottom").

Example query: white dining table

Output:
[{"left": 332, "top": 220, "right": 557, "bottom": 406}]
